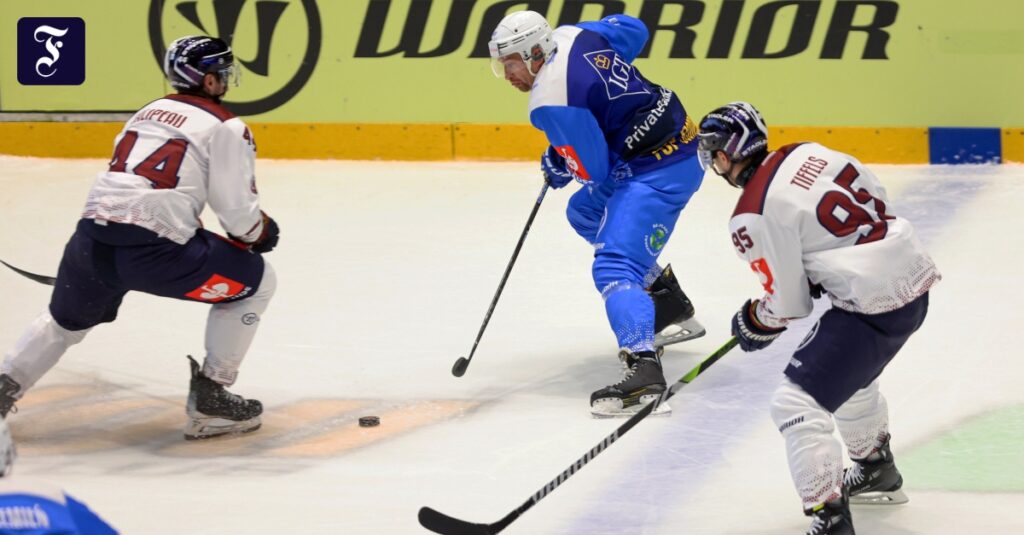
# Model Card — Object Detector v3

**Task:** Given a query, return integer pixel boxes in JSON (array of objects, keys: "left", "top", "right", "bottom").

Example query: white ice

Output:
[{"left": 0, "top": 156, "right": 1021, "bottom": 534}]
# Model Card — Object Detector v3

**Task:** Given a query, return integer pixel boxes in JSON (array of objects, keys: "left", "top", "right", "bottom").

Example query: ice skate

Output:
[
  {"left": 184, "top": 356, "right": 262, "bottom": 440},
  {"left": 804, "top": 492, "right": 855, "bottom": 535},
  {"left": 0, "top": 375, "right": 20, "bottom": 418},
  {"left": 590, "top": 350, "right": 671, "bottom": 418},
  {"left": 844, "top": 434, "right": 908, "bottom": 505},
  {"left": 649, "top": 265, "right": 705, "bottom": 349}
]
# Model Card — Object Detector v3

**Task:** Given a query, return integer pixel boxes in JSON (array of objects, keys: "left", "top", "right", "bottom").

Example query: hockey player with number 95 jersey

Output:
[
  {"left": 698, "top": 102, "right": 940, "bottom": 535},
  {"left": 0, "top": 36, "right": 279, "bottom": 440}
]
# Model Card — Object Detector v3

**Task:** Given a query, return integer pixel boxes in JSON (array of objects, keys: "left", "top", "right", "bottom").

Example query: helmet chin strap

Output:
[
  {"left": 524, "top": 46, "right": 552, "bottom": 77},
  {"left": 733, "top": 152, "right": 768, "bottom": 188}
]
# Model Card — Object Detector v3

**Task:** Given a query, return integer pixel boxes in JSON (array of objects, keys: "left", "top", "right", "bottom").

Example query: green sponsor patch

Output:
[{"left": 900, "top": 405, "right": 1024, "bottom": 492}]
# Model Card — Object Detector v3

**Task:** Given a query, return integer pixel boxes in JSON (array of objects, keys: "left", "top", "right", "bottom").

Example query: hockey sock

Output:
[
  {"left": 1, "top": 311, "right": 89, "bottom": 393},
  {"left": 602, "top": 282, "right": 656, "bottom": 354},
  {"left": 203, "top": 263, "right": 276, "bottom": 385},
  {"left": 835, "top": 380, "right": 890, "bottom": 461},
  {"left": 770, "top": 377, "right": 844, "bottom": 509}
]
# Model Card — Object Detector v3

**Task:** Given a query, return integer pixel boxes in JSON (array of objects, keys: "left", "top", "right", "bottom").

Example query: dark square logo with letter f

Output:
[{"left": 17, "top": 17, "right": 86, "bottom": 85}]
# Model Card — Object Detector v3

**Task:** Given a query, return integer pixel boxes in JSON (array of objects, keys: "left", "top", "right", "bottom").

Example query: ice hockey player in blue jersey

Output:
[
  {"left": 489, "top": 11, "right": 706, "bottom": 416},
  {"left": 0, "top": 418, "right": 117, "bottom": 534}
]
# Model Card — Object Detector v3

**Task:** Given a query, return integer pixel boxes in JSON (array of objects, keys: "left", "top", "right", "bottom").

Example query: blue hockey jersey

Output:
[
  {"left": 529, "top": 15, "right": 698, "bottom": 185},
  {"left": 0, "top": 478, "right": 116, "bottom": 534}
]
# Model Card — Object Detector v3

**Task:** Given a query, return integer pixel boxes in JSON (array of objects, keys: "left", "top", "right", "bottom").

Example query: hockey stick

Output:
[
  {"left": 421, "top": 336, "right": 740, "bottom": 534},
  {"left": 451, "top": 182, "right": 550, "bottom": 377},
  {"left": 0, "top": 259, "right": 56, "bottom": 286}
]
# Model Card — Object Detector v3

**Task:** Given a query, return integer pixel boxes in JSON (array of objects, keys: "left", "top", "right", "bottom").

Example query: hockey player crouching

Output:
[
  {"left": 0, "top": 36, "right": 279, "bottom": 440},
  {"left": 489, "top": 11, "right": 707, "bottom": 417},
  {"left": 697, "top": 103, "right": 940, "bottom": 534}
]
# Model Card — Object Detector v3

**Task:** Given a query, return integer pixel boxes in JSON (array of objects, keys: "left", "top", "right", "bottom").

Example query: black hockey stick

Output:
[
  {"left": 0, "top": 259, "right": 56, "bottom": 286},
  {"left": 422, "top": 336, "right": 740, "bottom": 534},
  {"left": 451, "top": 182, "right": 550, "bottom": 377}
]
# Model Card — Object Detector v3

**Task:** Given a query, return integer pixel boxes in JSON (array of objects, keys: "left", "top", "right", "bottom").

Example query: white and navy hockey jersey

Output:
[
  {"left": 82, "top": 94, "right": 263, "bottom": 245},
  {"left": 0, "top": 478, "right": 116, "bottom": 534},
  {"left": 730, "top": 143, "right": 940, "bottom": 327},
  {"left": 529, "top": 15, "right": 698, "bottom": 185}
]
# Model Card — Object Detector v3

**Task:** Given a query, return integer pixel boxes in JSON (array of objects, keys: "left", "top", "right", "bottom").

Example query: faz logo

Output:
[
  {"left": 553, "top": 145, "right": 589, "bottom": 181},
  {"left": 185, "top": 274, "right": 250, "bottom": 303},
  {"left": 147, "top": 0, "right": 322, "bottom": 115},
  {"left": 17, "top": 18, "right": 85, "bottom": 85},
  {"left": 584, "top": 50, "right": 649, "bottom": 100}
]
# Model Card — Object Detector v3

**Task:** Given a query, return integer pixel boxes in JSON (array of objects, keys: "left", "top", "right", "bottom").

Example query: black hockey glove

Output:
[
  {"left": 731, "top": 299, "right": 786, "bottom": 352},
  {"left": 540, "top": 146, "right": 574, "bottom": 189},
  {"left": 250, "top": 211, "right": 279, "bottom": 253},
  {"left": 808, "top": 279, "right": 825, "bottom": 299}
]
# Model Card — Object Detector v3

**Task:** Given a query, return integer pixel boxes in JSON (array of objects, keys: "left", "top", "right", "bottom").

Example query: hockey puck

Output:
[{"left": 358, "top": 416, "right": 380, "bottom": 428}]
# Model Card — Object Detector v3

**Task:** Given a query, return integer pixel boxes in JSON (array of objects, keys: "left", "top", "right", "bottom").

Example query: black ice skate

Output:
[
  {"left": 590, "top": 350, "right": 670, "bottom": 418},
  {"left": 0, "top": 375, "right": 20, "bottom": 418},
  {"left": 649, "top": 265, "right": 705, "bottom": 349},
  {"left": 185, "top": 356, "right": 262, "bottom": 440},
  {"left": 844, "top": 434, "right": 909, "bottom": 505},
  {"left": 804, "top": 491, "right": 855, "bottom": 535}
]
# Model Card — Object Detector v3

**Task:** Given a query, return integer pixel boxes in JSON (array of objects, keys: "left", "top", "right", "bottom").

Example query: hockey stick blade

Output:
[
  {"left": 451, "top": 357, "right": 470, "bottom": 377},
  {"left": 419, "top": 507, "right": 494, "bottom": 535},
  {"left": 420, "top": 337, "right": 739, "bottom": 534},
  {"left": 0, "top": 259, "right": 56, "bottom": 286}
]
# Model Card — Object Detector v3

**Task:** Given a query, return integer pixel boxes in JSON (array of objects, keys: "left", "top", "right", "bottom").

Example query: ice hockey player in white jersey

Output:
[
  {"left": 0, "top": 36, "right": 278, "bottom": 440},
  {"left": 0, "top": 418, "right": 117, "bottom": 533},
  {"left": 697, "top": 102, "right": 940, "bottom": 535}
]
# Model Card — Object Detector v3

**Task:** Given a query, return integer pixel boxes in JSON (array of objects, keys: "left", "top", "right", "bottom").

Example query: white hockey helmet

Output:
[
  {"left": 0, "top": 418, "right": 15, "bottom": 477},
  {"left": 488, "top": 11, "right": 556, "bottom": 76}
]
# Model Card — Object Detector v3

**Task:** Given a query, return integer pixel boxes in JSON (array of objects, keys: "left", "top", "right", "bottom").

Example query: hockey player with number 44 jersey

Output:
[
  {"left": 698, "top": 102, "right": 940, "bottom": 535},
  {"left": 0, "top": 36, "right": 278, "bottom": 440}
]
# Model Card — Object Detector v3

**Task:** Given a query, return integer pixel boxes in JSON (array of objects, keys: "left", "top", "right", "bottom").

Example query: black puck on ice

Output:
[{"left": 358, "top": 416, "right": 380, "bottom": 427}]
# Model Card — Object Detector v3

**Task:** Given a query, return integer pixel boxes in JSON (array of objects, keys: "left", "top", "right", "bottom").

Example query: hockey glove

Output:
[
  {"left": 250, "top": 211, "right": 279, "bottom": 253},
  {"left": 541, "top": 146, "right": 574, "bottom": 189},
  {"left": 731, "top": 299, "right": 786, "bottom": 352}
]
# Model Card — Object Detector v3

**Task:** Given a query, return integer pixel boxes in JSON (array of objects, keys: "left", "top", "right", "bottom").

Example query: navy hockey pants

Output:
[
  {"left": 785, "top": 293, "right": 930, "bottom": 413},
  {"left": 49, "top": 219, "right": 265, "bottom": 331}
]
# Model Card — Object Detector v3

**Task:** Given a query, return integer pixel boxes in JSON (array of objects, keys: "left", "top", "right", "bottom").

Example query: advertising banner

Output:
[{"left": 2, "top": 1, "right": 1022, "bottom": 127}]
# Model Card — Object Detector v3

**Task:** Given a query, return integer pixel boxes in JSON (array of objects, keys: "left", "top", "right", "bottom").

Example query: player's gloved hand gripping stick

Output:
[
  {"left": 451, "top": 182, "right": 550, "bottom": 377},
  {"left": 424, "top": 337, "right": 740, "bottom": 534}
]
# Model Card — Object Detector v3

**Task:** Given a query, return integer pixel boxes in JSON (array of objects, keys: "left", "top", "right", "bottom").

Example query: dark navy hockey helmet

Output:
[
  {"left": 163, "top": 36, "right": 239, "bottom": 90},
  {"left": 697, "top": 101, "right": 769, "bottom": 174}
]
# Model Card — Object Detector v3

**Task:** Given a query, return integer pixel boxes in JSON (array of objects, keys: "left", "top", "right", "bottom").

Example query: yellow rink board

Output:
[{"left": 0, "top": 122, "right": 1019, "bottom": 163}]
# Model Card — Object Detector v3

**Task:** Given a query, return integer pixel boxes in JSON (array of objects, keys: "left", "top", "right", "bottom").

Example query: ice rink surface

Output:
[{"left": 0, "top": 156, "right": 1021, "bottom": 534}]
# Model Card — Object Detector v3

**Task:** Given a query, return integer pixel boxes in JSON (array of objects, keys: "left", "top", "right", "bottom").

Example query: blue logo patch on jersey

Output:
[
  {"left": 17, "top": 17, "right": 85, "bottom": 85},
  {"left": 583, "top": 49, "right": 649, "bottom": 100}
]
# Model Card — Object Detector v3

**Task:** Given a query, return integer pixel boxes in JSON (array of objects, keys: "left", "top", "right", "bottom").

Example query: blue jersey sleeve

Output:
[
  {"left": 66, "top": 494, "right": 118, "bottom": 534},
  {"left": 530, "top": 105, "right": 609, "bottom": 184},
  {"left": 575, "top": 15, "right": 649, "bottom": 62}
]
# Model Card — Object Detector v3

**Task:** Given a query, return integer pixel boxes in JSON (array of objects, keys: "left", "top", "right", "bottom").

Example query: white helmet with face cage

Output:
[{"left": 488, "top": 11, "right": 556, "bottom": 76}]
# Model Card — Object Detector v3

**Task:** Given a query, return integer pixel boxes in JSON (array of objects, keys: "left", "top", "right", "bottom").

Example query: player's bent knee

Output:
[
  {"left": 38, "top": 311, "right": 90, "bottom": 345},
  {"left": 592, "top": 253, "right": 648, "bottom": 293},
  {"left": 255, "top": 261, "right": 277, "bottom": 301},
  {"left": 770, "top": 378, "right": 834, "bottom": 436}
]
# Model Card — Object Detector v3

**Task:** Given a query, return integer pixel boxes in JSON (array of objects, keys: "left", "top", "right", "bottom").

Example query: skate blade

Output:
[
  {"left": 590, "top": 400, "right": 672, "bottom": 419},
  {"left": 184, "top": 415, "right": 262, "bottom": 440},
  {"left": 849, "top": 489, "right": 909, "bottom": 505},
  {"left": 655, "top": 317, "right": 707, "bottom": 348}
]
